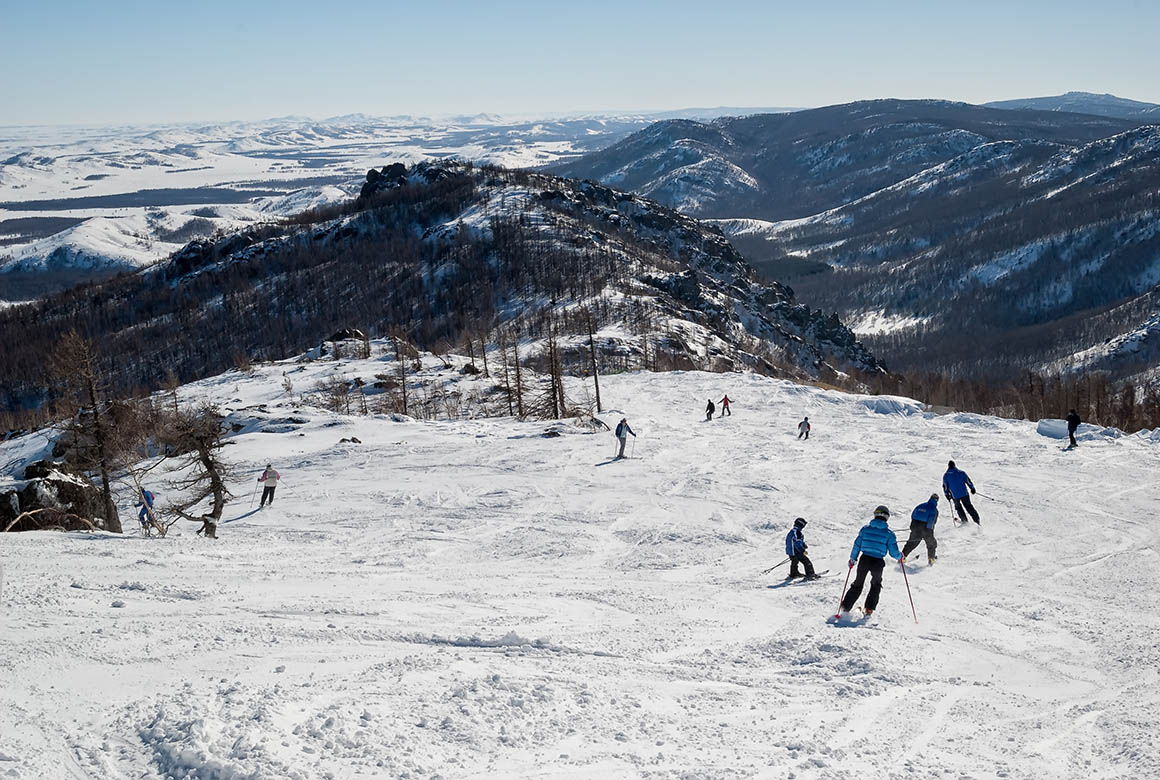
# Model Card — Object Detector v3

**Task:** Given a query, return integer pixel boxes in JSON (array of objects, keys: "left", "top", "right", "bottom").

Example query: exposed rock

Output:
[
  {"left": 1, "top": 461, "right": 117, "bottom": 532},
  {"left": 328, "top": 328, "right": 367, "bottom": 342}
]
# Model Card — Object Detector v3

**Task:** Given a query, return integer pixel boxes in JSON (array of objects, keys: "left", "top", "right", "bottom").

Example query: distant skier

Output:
[
  {"left": 614, "top": 417, "right": 636, "bottom": 459},
  {"left": 840, "top": 505, "right": 901, "bottom": 617},
  {"left": 942, "top": 460, "right": 980, "bottom": 525},
  {"left": 135, "top": 488, "right": 156, "bottom": 531},
  {"left": 798, "top": 417, "right": 811, "bottom": 439},
  {"left": 785, "top": 517, "right": 817, "bottom": 579},
  {"left": 901, "top": 493, "right": 939, "bottom": 564},
  {"left": 1066, "top": 409, "right": 1082, "bottom": 448},
  {"left": 258, "top": 464, "right": 280, "bottom": 507},
  {"left": 705, "top": 399, "right": 715, "bottom": 422},
  {"left": 719, "top": 395, "right": 731, "bottom": 417}
]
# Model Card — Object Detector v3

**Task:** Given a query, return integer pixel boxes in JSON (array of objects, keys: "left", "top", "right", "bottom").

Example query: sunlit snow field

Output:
[{"left": 2, "top": 360, "right": 1158, "bottom": 778}]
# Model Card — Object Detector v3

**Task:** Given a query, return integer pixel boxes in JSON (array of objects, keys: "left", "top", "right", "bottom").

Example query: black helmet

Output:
[
  {"left": 794, "top": 517, "right": 807, "bottom": 528},
  {"left": 873, "top": 505, "right": 891, "bottom": 519},
  {"left": 947, "top": 460, "right": 956, "bottom": 469}
]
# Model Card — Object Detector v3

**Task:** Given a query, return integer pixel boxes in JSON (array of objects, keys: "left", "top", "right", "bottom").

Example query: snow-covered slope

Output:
[
  {"left": 0, "top": 112, "right": 751, "bottom": 279},
  {"left": 2, "top": 358, "right": 1159, "bottom": 778}
]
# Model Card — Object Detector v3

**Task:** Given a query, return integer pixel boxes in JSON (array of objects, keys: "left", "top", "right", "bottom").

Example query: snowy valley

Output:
[{"left": 2, "top": 352, "right": 1158, "bottom": 778}]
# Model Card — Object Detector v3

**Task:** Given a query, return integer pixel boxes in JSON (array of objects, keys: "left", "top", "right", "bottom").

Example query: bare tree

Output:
[
  {"left": 50, "top": 331, "right": 122, "bottom": 533},
  {"left": 164, "top": 403, "right": 232, "bottom": 539},
  {"left": 585, "top": 307, "right": 602, "bottom": 413}
]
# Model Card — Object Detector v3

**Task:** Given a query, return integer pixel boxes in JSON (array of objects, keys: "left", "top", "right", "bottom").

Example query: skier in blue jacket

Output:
[
  {"left": 901, "top": 494, "right": 939, "bottom": 563},
  {"left": 840, "top": 505, "right": 901, "bottom": 616},
  {"left": 135, "top": 488, "right": 155, "bottom": 531},
  {"left": 784, "top": 517, "right": 817, "bottom": 579},
  {"left": 943, "top": 460, "right": 980, "bottom": 525}
]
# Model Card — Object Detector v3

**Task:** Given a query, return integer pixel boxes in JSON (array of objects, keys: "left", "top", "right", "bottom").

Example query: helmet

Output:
[
  {"left": 947, "top": 460, "right": 956, "bottom": 469},
  {"left": 794, "top": 517, "right": 807, "bottom": 528},
  {"left": 930, "top": 493, "right": 940, "bottom": 501},
  {"left": 873, "top": 505, "right": 891, "bottom": 519}
]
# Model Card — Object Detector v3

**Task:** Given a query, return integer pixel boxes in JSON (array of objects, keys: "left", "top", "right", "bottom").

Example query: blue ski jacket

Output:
[
  {"left": 849, "top": 517, "right": 900, "bottom": 562},
  {"left": 785, "top": 527, "right": 806, "bottom": 556},
  {"left": 943, "top": 467, "right": 975, "bottom": 499},
  {"left": 615, "top": 421, "right": 635, "bottom": 439},
  {"left": 911, "top": 497, "right": 938, "bottom": 528}
]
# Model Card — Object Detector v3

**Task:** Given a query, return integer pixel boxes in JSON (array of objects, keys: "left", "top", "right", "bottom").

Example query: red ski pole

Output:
[
  {"left": 900, "top": 558, "right": 918, "bottom": 624},
  {"left": 834, "top": 562, "right": 854, "bottom": 619}
]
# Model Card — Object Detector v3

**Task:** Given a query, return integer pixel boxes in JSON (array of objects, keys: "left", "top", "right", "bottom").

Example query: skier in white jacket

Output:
[
  {"left": 258, "top": 464, "right": 280, "bottom": 507},
  {"left": 798, "top": 417, "right": 811, "bottom": 440}
]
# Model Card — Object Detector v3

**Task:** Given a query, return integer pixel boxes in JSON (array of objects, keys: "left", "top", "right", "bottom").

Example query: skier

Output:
[
  {"left": 785, "top": 517, "right": 817, "bottom": 579},
  {"left": 135, "top": 488, "right": 156, "bottom": 530},
  {"left": 901, "top": 493, "right": 939, "bottom": 564},
  {"left": 1066, "top": 409, "right": 1082, "bottom": 448},
  {"left": 705, "top": 399, "right": 715, "bottom": 422},
  {"left": 614, "top": 417, "right": 636, "bottom": 459},
  {"left": 797, "top": 417, "right": 811, "bottom": 439},
  {"left": 840, "top": 505, "right": 901, "bottom": 617},
  {"left": 719, "top": 395, "right": 731, "bottom": 417},
  {"left": 942, "top": 460, "right": 980, "bottom": 525},
  {"left": 258, "top": 464, "right": 280, "bottom": 507}
]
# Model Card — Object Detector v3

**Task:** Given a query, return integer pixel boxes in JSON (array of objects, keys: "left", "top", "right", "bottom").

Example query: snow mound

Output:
[{"left": 854, "top": 395, "right": 925, "bottom": 415}]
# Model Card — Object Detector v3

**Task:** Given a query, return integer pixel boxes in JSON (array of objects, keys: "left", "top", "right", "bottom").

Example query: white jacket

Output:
[
  {"left": 259, "top": 468, "right": 280, "bottom": 485},
  {"left": 798, "top": 420, "right": 811, "bottom": 432}
]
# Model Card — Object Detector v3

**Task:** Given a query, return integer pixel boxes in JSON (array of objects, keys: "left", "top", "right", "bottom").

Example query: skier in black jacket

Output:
[
  {"left": 705, "top": 399, "right": 715, "bottom": 421},
  {"left": 1066, "top": 409, "right": 1082, "bottom": 448}
]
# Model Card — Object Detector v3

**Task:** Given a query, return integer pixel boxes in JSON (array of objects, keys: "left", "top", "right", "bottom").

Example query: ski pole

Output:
[
  {"left": 762, "top": 557, "right": 790, "bottom": 575},
  {"left": 248, "top": 480, "right": 259, "bottom": 508},
  {"left": 975, "top": 492, "right": 996, "bottom": 501},
  {"left": 835, "top": 562, "right": 854, "bottom": 619},
  {"left": 631, "top": 436, "right": 636, "bottom": 457},
  {"left": 900, "top": 557, "right": 918, "bottom": 624}
]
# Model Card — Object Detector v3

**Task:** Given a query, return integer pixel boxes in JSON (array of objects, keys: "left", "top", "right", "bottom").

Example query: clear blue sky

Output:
[{"left": 4, "top": 0, "right": 1159, "bottom": 125}]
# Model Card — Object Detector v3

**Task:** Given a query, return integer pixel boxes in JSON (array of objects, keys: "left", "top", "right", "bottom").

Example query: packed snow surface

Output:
[{"left": 2, "top": 365, "right": 1159, "bottom": 778}]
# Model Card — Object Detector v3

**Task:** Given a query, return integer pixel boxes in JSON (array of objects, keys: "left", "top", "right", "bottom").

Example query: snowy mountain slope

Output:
[
  {"left": 553, "top": 99, "right": 1142, "bottom": 221},
  {"left": 2, "top": 360, "right": 1159, "bottom": 778},
  {"left": 985, "top": 91, "right": 1160, "bottom": 121},
  {"left": 0, "top": 112, "right": 758, "bottom": 282},
  {"left": 0, "top": 162, "right": 881, "bottom": 414},
  {"left": 719, "top": 125, "right": 1160, "bottom": 379}
]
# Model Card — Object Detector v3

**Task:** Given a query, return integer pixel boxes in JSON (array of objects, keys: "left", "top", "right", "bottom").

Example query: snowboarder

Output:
[
  {"left": 719, "top": 395, "right": 731, "bottom": 417},
  {"left": 135, "top": 488, "right": 156, "bottom": 530},
  {"left": 942, "top": 460, "right": 980, "bottom": 525},
  {"left": 614, "top": 417, "right": 636, "bottom": 459},
  {"left": 798, "top": 417, "right": 811, "bottom": 439},
  {"left": 901, "top": 493, "right": 939, "bottom": 564},
  {"left": 1066, "top": 409, "right": 1082, "bottom": 448},
  {"left": 785, "top": 517, "right": 817, "bottom": 579},
  {"left": 840, "top": 505, "right": 901, "bottom": 616},
  {"left": 705, "top": 399, "right": 715, "bottom": 421},
  {"left": 258, "top": 464, "right": 280, "bottom": 507}
]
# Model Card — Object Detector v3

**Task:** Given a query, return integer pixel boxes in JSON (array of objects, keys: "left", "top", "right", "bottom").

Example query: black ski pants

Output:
[
  {"left": 260, "top": 485, "right": 277, "bottom": 506},
  {"left": 842, "top": 555, "right": 886, "bottom": 612},
  {"left": 617, "top": 436, "right": 628, "bottom": 458},
  {"left": 789, "top": 552, "right": 815, "bottom": 577},
  {"left": 720, "top": 406, "right": 730, "bottom": 417},
  {"left": 951, "top": 494, "right": 979, "bottom": 524},
  {"left": 1068, "top": 427, "right": 1078, "bottom": 447},
  {"left": 901, "top": 520, "right": 937, "bottom": 559},
  {"left": 798, "top": 430, "right": 809, "bottom": 439}
]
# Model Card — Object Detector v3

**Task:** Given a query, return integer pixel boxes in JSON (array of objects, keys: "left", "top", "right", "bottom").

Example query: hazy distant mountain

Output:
[
  {"left": 985, "top": 91, "right": 1160, "bottom": 122},
  {"left": 553, "top": 99, "right": 1138, "bottom": 220}
]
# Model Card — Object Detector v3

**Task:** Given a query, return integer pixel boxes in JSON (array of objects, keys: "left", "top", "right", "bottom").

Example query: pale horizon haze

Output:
[{"left": 3, "top": 0, "right": 1160, "bottom": 126}]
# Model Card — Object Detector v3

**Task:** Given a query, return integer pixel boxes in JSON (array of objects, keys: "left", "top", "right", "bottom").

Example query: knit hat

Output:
[{"left": 794, "top": 517, "right": 807, "bottom": 528}]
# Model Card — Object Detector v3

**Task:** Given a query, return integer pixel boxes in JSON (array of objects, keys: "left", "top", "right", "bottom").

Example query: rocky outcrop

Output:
[{"left": 0, "top": 461, "right": 118, "bottom": 532}]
